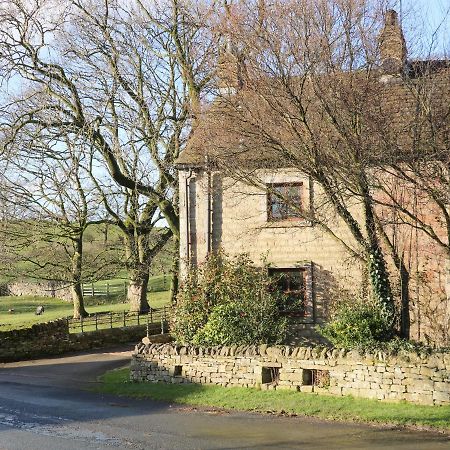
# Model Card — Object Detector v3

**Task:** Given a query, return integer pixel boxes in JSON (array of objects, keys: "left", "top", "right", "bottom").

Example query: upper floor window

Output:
[{"left": 267, "top": 183, "right": 303, "bottom": 221}]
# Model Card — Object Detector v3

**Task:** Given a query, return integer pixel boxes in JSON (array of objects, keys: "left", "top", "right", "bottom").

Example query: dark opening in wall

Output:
[
  {"left": 261, "top": 367, "right": 280, "bottom": 384},
  {"left": 173, "top": 365, "right": 182, "bottom": 377},
  {"left": 302, "top": 369, "right": 330, "bottom": 387},
  {"left": 302, "top": 369, "right": 313, "bottom": 385}
]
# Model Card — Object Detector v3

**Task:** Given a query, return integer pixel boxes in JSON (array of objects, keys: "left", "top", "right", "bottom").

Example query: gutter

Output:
[
  {"left": 185, "top": 169, "right": 195, "bottom": 265},
  {"left": 205, "top": 156, "right": 213, "bottom": 255}
]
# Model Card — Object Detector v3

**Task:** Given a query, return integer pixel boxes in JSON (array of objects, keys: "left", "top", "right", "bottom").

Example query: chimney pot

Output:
[
  {"left": 217, "top": 41, "right": 245, "bottom": 95},
  {"left": 379, "top": 9, "right": 407, "bottom": 75},
  {"left": 385, "top": 9, "right": 398, "bottom": 26}
]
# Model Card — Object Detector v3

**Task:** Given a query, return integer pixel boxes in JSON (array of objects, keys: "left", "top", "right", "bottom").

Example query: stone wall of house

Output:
[
  {"left": 178, "top": 168, "right": 450, "bottom": 345},
  {"left": 179, "top": 169, "right": 364, "bottom": 328},
  {"left": 131, "top": 343, "right": 450, "bottom": 406},
  {"left": 0, "top": 320, "right": 167, "bottom": 362},
  {"left": 1, "top": 281, "right": 73, "bottom": 301}
]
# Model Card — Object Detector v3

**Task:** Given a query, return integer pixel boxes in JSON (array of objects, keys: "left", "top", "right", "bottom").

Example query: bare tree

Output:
[
  {"left": 88, "top": 156, "right": 172, "bottom": 313},
  {"left": 195, "top": 0, "right": 398, "bottom": 326},
  {"left": 372, "top": 65, "right": 450, "bottom": 340},
  {"left": 0, "top": 136, "right": 109, "bottom": 318},
  {"left": 0, "top": 0, "right": 216, "bottom": 302}
]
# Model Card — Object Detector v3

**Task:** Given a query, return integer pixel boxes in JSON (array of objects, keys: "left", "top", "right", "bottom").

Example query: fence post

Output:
[
  {"left": 123, "top": 282, "right": 127, "bottom": 295},
  {"left": 110, "top": 311, "right": 113, "bottom": 329},
  {"left": 95, "top": 313, "right": 98, "bottom": 331},
  {"left": 123, "top": 311, "right": 126, "bottom": 327},
  {"left": 91, "top": 283, "right": 94, "bottom": 296},
  {"left": 161, "top": 306, "right": 166, "bottom": 334},
  {"left": 146, "top": 313, "right": 149, "bottom": 338},
  {"left": 81, "top": 316, "right": 84, "bottom": 333},
  {"left": 106, "top": 283, "right": 109, "bottom": 298}
]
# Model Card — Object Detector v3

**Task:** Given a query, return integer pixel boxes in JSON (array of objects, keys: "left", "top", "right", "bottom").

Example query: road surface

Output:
[{"left": 0, "top": 346, "right": 449, "bottom": 449}]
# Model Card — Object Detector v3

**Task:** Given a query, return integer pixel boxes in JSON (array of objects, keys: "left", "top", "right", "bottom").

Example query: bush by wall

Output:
[
  {"left": 172, "top": 253, "right": 286, "bottom": 346},
  {"left": 318, "top": 297, "right": 391, "bottom": 349}
]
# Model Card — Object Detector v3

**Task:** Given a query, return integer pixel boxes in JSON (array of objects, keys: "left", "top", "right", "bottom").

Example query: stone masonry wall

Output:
[
  {"left": 0, "top": 320, "right": 70, "bottom": 361},
  {"left": 178, "top": 168, "right": 450, "bottom": 345},
  {"left": 0, "top": 320, "right": 164, "bottom": 362},
  {"left": 131, "top": 343, "right": 450, "bottom": 406},
  {"left": 1, "top": 281, "right": 73, "bottom": 301}
]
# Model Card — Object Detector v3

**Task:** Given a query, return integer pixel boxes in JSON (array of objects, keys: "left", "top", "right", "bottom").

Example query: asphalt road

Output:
[{"left": 0, "top": 346, "right": 449, "bottom": 450}]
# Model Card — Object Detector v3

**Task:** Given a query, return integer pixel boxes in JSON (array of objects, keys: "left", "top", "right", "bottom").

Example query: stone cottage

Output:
[{"left": 175, "top": 10, "right": 450, "bottom": 344}]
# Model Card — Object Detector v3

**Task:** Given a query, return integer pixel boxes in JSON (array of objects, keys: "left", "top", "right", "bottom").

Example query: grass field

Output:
[
  {"left": 0, "top": 275, "right": 171, "bottom": 331},
  {"left": 96, "top": 367, "right": 450, "bottom": 433}
]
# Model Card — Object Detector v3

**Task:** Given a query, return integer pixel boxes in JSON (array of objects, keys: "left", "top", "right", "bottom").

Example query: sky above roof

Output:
[{"left": 402, "top": 0, "right": 449, "bottom": 56}]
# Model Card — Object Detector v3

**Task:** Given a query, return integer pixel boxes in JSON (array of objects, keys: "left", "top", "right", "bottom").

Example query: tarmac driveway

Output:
[{"left": 0, "top": 345, "right": 449, "bottom": 450}]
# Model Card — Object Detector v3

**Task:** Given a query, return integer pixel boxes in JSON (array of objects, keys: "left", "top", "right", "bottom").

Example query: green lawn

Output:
[
  {"left": 96, "top": 367, "right": 450, "bottom": 432},
  {"left": 0, "top": 296, "right": 127, "bottom": 331},
  {"left": 0, "top": 274, "right": 171, "bottom": 331}
]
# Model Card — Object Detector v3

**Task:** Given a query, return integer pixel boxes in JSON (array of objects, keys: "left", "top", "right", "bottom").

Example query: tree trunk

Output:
[
  {"left": 72, "top": 281, "right": 88, "bottom": 319},
  {"left": 399, "top": 265, "right": 410, "bottom": 339},
  {"left": 376, "top": 217, "right": 411, "bottom": 340},
  {"left": 127, "top": 265, "right": 150, "bottom": 313},
  {"left": 71, "top": 239, "right": 88, "bottom": 319},
  {"left": 169, "top": 252, "right": 179, "bottom": 305},
  {"left": 321, "top": 171, "right": 396, "bottom": 329}
]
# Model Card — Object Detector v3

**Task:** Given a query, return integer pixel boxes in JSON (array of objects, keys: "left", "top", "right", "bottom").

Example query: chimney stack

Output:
[
  {"left": 217, "top": 40, "right": 245, "bottom": 95},
  {"left": 379, "top": 9, "right": 407, "bottom": 75}
]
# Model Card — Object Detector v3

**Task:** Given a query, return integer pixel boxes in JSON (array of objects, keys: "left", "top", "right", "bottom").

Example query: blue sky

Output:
[{"left": 401, "top": 0, "right": 449, "bottom": 56}]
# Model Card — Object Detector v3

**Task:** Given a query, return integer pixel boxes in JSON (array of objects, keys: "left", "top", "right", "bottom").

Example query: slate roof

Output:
[{"left": 176, "top": 63, "right": 450, "bottom": 170}]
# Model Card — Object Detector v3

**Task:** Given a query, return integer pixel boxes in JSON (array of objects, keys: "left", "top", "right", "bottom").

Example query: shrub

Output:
[
  {"left": 193, "top": 303, "right": 248, "bottom": 346},
  {"left": 171, "top": 252, "right": 286, "bottom": 346},
  {"left": 318, "top": 298, "right": 391, "bottom": 349}
]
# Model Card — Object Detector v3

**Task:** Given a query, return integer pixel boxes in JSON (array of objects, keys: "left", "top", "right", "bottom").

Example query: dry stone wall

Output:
[
  {"left": 0, "top": 320, "right": 165, "bottom": 362},
  {"left": 0, "top": 320, "right": 70, "bottom": 361},
  {"left": 2, "top": 281, "right": 72, "bottom": 301},
  {"left": 131, "top": 343, "right": 450, "bottom": 406}
]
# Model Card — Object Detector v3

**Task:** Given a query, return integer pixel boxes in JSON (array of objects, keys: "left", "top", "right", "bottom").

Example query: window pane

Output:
[
  {"left": 286, "top": 271, "right": 304, "bottom": 291},
  {"left": 269, "top": 268, "right": 306, "bottom": 316},
  {"left": 267, "top": 183, "right": 302, "bottom": 220},
  {"left": 270, "top": 198, "right": 285, "bottom": 219}
]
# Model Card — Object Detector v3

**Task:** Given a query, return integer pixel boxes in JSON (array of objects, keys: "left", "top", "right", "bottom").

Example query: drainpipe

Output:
[
  {"left": 205, "top": 156, "right": 213, "bottom": 255},
  {"left": 185, "top": 169, "right": 195, "bottom": 266}
]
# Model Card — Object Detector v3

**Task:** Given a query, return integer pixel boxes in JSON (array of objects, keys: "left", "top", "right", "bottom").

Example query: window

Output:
[
  {"left": 267, "top": 183, "right": 302, "bottom": 221},
  {"left": 173, "top": 365, "right": 183, "bottom": 377},
  {"left": 302, "top": 369, "right": 330, "bottom": 387},
  {"left": 269, "top": 268, "right": 307, "bottom": 317},
  {"left": 261, "top": 367, "right": 280, "bottom": 385}
]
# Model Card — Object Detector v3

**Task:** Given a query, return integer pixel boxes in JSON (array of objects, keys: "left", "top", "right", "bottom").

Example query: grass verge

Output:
[{"left": 95, "top": 367, "right": 450, "bottom": 433}]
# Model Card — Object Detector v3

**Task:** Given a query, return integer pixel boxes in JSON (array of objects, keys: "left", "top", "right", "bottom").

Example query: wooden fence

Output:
[
  {"left": 81, "top": 276, "right": 170, "bottom": 298},
  {"left": 81, "top": 282, "right": 127, "bottom": 298},
  {"left": 68, "top": 306, "right": 170, "bottom": 335}
]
